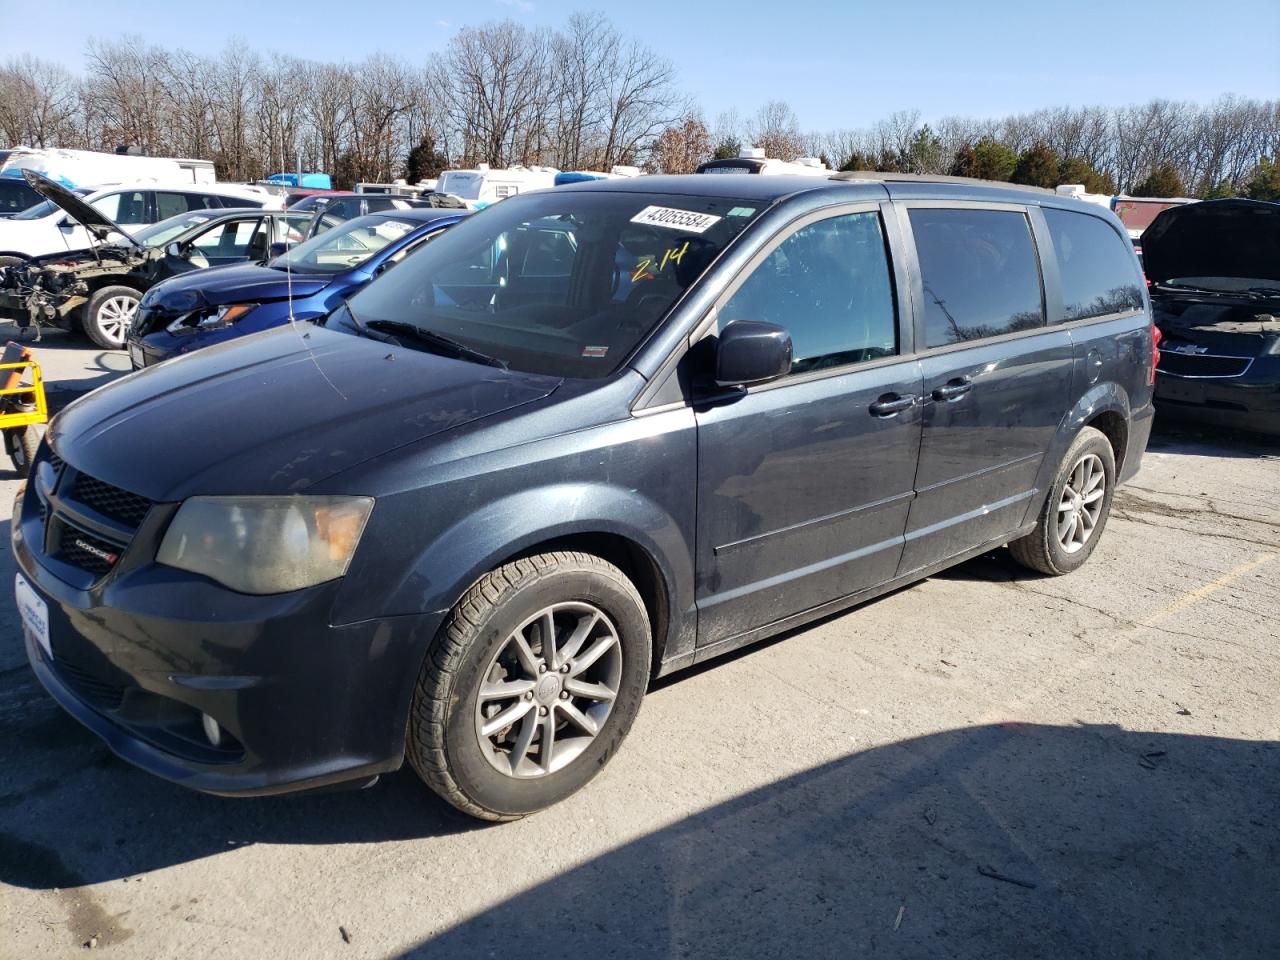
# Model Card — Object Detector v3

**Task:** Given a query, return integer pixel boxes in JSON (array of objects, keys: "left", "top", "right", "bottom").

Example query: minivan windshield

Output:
[
  {"left": 270, "top": 214, "right": 418, "bottom": 274},
  {"left": 333, "top": 190, "right": 763, "bottom": 379}
]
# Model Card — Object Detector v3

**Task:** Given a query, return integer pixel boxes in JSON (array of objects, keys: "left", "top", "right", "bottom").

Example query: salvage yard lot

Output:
[{"left": 1, "top": 330, "right": 1276, "bottom": 959}]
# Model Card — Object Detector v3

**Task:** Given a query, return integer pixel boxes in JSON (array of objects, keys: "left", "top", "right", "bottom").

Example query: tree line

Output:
[{"left": 1, "top": 15, "right": 1277, "bottom": 199}]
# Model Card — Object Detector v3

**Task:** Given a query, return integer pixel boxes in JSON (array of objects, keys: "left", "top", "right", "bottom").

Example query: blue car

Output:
[{"left": 127, "top": 207, "right": 467, "bottom": 368}]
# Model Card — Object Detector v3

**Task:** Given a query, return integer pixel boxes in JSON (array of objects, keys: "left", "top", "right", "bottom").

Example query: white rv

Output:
[
  {"left": 435, "top": 164, "right": 559, "bottom": 210},
  {"left": 696, "top": 149, "right": 830, "bottom": 176}
]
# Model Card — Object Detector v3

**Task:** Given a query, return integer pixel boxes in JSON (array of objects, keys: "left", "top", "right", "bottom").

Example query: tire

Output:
[
  {"left": 4, "top": 426, "right": 39, "bottom": 475},
  {"left": 1010, "top": 426, "right": 1117, "bottom": 576},
  {"left": 407, "top": 551, "right": 652, "bottom": 821},
  {"left": 82, "top": 285, "right": 141, "bottom": 350}
]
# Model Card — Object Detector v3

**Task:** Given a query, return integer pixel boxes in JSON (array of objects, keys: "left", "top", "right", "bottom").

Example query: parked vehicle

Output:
[
  {"left": 294, "top": 192, "right": 440, "bottom": 240},
  {"left": 127, "top": 207, "right": 466, "bottom": 367},
  {"left": 0, "top": 148, "right": 222, "bottom": 217},
  {"left": 0, "top": 170, "right": 280, "bottom": 267},
  {"left": 436, "top": 163, "right": 559, "bottom": 209},
  {"left": 1113, "top": 194, "right": 1196, "bottom": 241},
  {"left": 697, "top": 148, "right": 830, "bottom": 176},
  {"left": 1145, "top": 198, "right": 1280, "bottom": 436},
  {"left": 355, "top": 179, "right": 438, "bottom": 196},
  {"left": 17, "top": 173, "right": 1154, "bottom": 820},
  {"left": 554, "top": 166, "right": 643, "bottom": 185},
  {"left": 0, "top": 184, "right": 312, "bottom": 348}
]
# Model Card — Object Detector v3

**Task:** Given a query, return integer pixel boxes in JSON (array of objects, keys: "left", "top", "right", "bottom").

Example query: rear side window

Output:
[
  {"left": 909, "top": 208, "right": 1044, "bottom": 348},
  {"left": 92, "top": 191, "right": 148, "bottom": 226},
  {"left": 1044, "top": 209, "right": 1145, "bottom": 321},
  {"left": 721, "top": 211, "right": 897, "bottom": 374},
  {"left": 156, "top": 192, "right": 193, "bottom": 220}
]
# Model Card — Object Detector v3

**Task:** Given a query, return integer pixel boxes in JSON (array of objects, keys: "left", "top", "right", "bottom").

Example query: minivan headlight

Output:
[{"left": 157, "top": 496, "right": 374, "bottom": 594}]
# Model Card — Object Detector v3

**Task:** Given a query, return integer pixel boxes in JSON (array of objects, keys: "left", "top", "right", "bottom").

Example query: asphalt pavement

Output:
[{"left": 1, "top": 327, "right": 1277, "bottom": 959}]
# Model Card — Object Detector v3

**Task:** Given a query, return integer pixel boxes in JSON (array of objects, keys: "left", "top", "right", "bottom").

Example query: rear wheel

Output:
[
  {"left": 83, "top": 285, "right": 141, "bottom": 349},
  {"left": 407, "top": 551, "right": 651, "bottom": 821},
  {"left": 1010, "top": 426, "right": 1116, "bottom": 575}
]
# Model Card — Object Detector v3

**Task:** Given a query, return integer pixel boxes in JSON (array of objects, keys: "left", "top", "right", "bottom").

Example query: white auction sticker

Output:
[{"left": 630, "top": 206, "right": 723, "bottom": 234}]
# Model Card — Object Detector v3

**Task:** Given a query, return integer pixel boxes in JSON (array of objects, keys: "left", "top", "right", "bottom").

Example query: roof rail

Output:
[{"left": 829, "top": 170, "right": 1054, "bottom": 195}]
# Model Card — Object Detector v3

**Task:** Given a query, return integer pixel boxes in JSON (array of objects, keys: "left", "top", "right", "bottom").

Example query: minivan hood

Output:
[
  {"left": 51, "top": 326, "right": 561, "bottom": 499},
  {"left": 1142, "top": 198, "right": 1280, "bottom": 285},
  {"left": 22, "top": 169, "right": 137, "bottom": 246},
  {"left": 147, "top": 262, "right": 333, "bottom": 312}
]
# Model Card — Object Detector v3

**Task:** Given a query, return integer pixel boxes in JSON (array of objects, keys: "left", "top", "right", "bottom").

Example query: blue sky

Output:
[{"left": 4, "top": 0, "right": 1277, "bottom": 130}]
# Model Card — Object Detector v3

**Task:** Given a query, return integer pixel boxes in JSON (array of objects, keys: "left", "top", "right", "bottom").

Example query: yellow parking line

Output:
[
  {"left": 1139, "top": 552, "right": 1276, "bottom": 631},
  {"left": 980, "top": 551, "right": 1276, "bottom": 724}
]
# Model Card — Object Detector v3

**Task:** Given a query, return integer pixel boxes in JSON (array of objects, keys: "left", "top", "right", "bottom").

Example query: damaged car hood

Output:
[
  {"left": 1142, "top": 198, "right": 1280, "bottom": 285},
  {"left": 22, "top": 169, "right": 138, "bottom": 246}
]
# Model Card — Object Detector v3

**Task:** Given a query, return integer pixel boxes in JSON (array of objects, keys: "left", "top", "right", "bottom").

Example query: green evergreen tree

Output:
[
  {"left": 712, "top": 137, "right": 742, "bottom": 161},
  {"left": 1134, "top": 162, "right": 1187, "bottom": 198},
  {"left": 840, "top": 151, "right": 873, "bottom": 172},
  {"left": 971, "top": 137, "right": 1017, "bottom": 181},
  {"left": 1058, "top": 156, "right": 1117, "bottom": 194},
  {"left": 1011, "top": 142, "right": 1062, "bottom": 188},
  {"left": 904, "top": 125, "right": 944, "bottom": 174},
  {"left": 1245, "top": 157, "right": 1280, "bottom": 202},
  {"left": 949, "top": 142, "right": 978, "bottom": 178}
]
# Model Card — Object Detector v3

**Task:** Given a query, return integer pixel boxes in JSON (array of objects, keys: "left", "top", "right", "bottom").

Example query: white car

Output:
[{"left": 0, "top": 179, "right": 282, "bottom": 265}]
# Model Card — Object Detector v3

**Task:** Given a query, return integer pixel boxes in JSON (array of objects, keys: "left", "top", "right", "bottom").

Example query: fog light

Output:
[{"left": 201, "top": 713, "right": 222, "bottom": 747}]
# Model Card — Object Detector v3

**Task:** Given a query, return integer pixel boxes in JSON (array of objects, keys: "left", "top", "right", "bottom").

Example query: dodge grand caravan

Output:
[{"left": 15, "top": 173, "right": 1155, "bottom": 820}]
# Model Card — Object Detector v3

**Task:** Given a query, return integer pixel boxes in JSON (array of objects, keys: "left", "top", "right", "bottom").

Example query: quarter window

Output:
[
  {"left": 909, "top": 208, "right": 1044, "bottom": 348},
  {"left": 1044, "top": 208, "right": 1145, "bottom": 321},
  {"left": 720, "top": 211, "right": 898, "bottom": 374}
]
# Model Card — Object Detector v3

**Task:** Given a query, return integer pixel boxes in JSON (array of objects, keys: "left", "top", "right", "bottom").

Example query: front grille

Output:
[
  {"left": 1157, "top": 350, "right": 1252, "bottom": 379},
  {"left": 68, "top": 473, "right": 153, "bottom": 527},
  {"left": 54, "top": 524, "right": 124, "bottom": 578},
  {"left": 51, "top": 656, "right": 128, "bottom": 711}
]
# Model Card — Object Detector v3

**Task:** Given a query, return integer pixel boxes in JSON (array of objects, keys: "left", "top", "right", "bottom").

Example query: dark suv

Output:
[{"left": 15, "top": 173, "right": 1155, "bottom": 820}]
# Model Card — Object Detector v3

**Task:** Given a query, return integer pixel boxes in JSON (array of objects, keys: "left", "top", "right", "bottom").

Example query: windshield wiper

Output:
[
  {"left": 1247, "top": 286, "right": 1280, "bottom": 298},
  {"left": 364, "top": 319, "right": 508, "bottom": 369}
]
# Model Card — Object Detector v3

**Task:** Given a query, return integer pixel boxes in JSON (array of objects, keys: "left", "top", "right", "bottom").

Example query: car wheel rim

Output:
[
  {"left": 97, "top": 296, "right": 138, "bottom": 346},
  {"left": 474, "top": 601, "right": 623, "bottom": 779},
  {"left": 1056, "top": 453, "right": 1105, "bottom": 554}
]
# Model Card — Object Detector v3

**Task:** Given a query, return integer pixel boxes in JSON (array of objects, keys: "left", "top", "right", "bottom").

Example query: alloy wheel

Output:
[
  {"left": 474, "top": 601, "right": 623, "bottom": 779},
  {"left": 96, "top": 296, "right": 138, "bottom": 347},
  {"left": 1056, "top": 453, "right": 1106, "bottom": 554}
]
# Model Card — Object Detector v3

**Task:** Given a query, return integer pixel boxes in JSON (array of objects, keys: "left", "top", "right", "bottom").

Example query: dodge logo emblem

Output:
[{"left": 74, "top": 539, "right": 118, "bottom": 565}]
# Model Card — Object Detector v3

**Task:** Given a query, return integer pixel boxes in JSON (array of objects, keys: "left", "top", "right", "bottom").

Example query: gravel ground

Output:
[{"left": 1, "top": 329, "right": 1276, "bottom": 959}]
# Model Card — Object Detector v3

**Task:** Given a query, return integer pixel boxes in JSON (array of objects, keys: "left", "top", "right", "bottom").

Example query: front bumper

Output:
[
  {"left": 1154, "top": 363, "right": 1280, "bottom": 437},
  {"left": 14, "top": 482, "right": 438, "bottom": 796}
]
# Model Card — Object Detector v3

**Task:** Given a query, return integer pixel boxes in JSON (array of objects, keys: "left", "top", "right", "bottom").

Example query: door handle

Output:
[
  {"left": 931, "top": 378, "right": 973, "bottom": 402},
  {"left": 868, "top": 393, "right": 917, "bottom": 417}
]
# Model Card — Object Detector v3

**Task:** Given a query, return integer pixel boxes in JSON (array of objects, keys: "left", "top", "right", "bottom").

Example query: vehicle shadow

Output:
[{"left": 402, "top": 723, "right": 1277, "bottom": 959}]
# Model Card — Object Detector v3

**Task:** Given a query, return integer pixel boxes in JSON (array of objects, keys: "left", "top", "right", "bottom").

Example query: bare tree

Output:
[{"left": 749, "top": 100, "right": 804, "bottom": 160}]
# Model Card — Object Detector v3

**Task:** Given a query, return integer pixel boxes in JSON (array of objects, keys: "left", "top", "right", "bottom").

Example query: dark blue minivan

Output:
[{"left": 16, "top": 173, "right": 1155, "bottom": 820}]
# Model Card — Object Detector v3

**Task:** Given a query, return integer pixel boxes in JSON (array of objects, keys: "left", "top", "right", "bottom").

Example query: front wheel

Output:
[
  {"left": 407, "top": 551, "right": 652, "bottom": 821},
  {"left": 1010, "top": 426, "right": 1116, "bottom": 575},
  {"left": 3, "top": 425, "right": 39, "bottom": 475},
  {"left": 83, "top": 285, "right": 141, "bottom": 349}
]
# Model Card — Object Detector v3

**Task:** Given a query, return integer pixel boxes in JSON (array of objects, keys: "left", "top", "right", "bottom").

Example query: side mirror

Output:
[
  {"left": 165, "top": 242, "right": 183, "bottom": 258},
  {"left": 269, "top": 241, "right": 287, "bottom": 259},
  {"left": 715, "top": 320, "right": 792, "bottom": 387}
]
